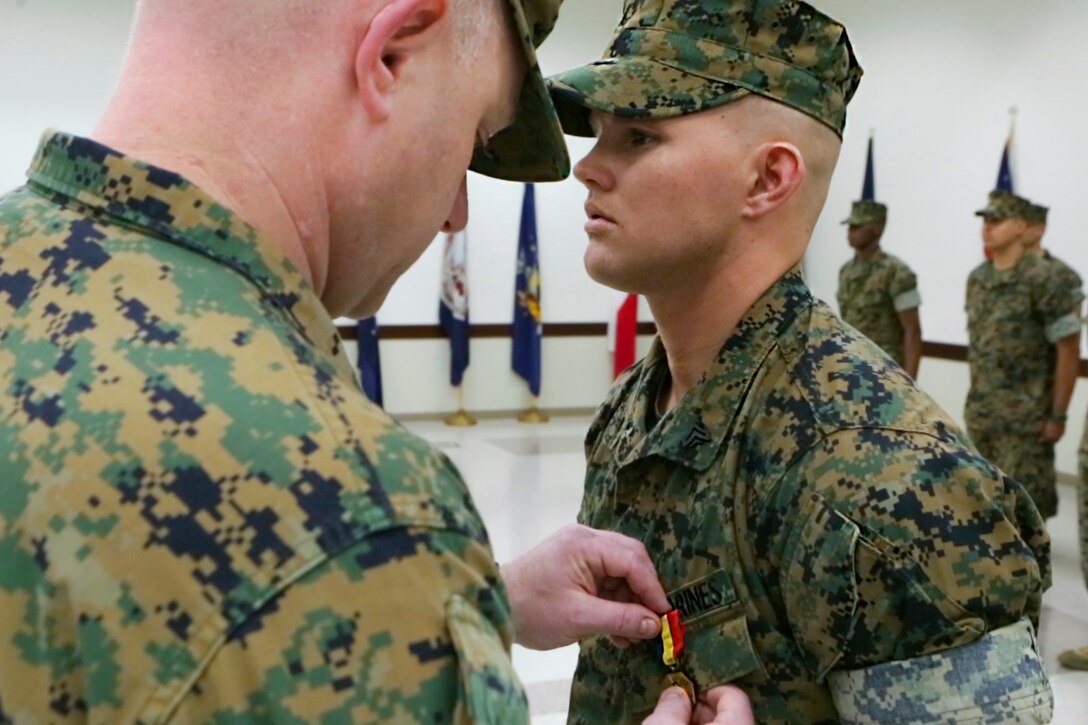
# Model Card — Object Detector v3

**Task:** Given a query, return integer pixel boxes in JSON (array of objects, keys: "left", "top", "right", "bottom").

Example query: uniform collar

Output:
[
  {"left": 852, "top": 248, "right": 885, "bottom": 265},
  {"left": 26, "top": 131, "right": 345, "bottom": 363},
  {"left": 615, "top": 267, "right": 814, "bottom": 472}
]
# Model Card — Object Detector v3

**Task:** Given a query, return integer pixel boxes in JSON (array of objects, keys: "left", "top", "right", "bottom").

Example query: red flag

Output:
[{"left": 609, "top": 293, "right": 638, "bottom": 379}]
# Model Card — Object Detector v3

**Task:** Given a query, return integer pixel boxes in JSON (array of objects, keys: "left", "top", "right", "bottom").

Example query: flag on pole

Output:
[
  {"left": 356, "top": 317, "right": 384, "bottom": 407},
  {"left": 996, "top": 111, "right": 1016, "bottom": 193},
  {"left": 608, "top": 292, "right": 638, "bottom": 379},
  {"left": 512, "top": 184, "right": 543, "bottom": 396},
  {"left": 861, "top": 135, "right": 876, "bottom": 201},
  {"left": 439, "top": 231, "right": 470, "bottom": 387}
]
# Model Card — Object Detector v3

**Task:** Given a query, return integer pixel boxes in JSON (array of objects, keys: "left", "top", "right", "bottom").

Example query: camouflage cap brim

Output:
[
  {"left": 548, "top": 57, "right": 751, "bottom": 138},
  {"left": 841, "top": 212, "right": 885, "bottom": 225},
  {"left": 976, "top": 190, "right": 1032, "bottom": 220},
  {"left": 841, "top": 201, "right": 887, "bottom": 225},
  {"left": 468, "top": 0, "right": 571, "bottom": 182}
]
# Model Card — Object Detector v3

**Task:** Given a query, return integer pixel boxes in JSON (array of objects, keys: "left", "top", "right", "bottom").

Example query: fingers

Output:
[
  {"left": 642, "top": 687, "right": 692, "bottom": 725},
  {"left": 587, "top": 528, "right": 671, "bottom": 613},
  {"left": 570, "top": 595, "right": 661, "bottom": 643},
  {"left": 700, "top": 685, "right": 754, "bottom": 725}
]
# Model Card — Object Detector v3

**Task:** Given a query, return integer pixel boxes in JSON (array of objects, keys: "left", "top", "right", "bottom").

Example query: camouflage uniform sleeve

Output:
[
  {"left": 887, "top": 258, "right": 920, "bottom": 312},
  {"left": 168, "top": 526, "right": 527, "bottom": 724},
  {"left": 836, "top": 264, "right": 848, "bottom": 312},
  {"left": 1061, "top": 263, "right": 1085, "bottom": 305},
  {"left": 1033, "top": 267, "right": 1080, "bottom": 343},
  {"left": 768, "top": 428, "right": 1052, "bottom": 721}
]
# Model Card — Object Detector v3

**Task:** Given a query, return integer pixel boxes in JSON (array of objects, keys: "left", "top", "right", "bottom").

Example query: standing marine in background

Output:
[
  {"left": 1059, "top": 410, "right": 1088, "bottom": 670},
  {"left": 1022, "top": 202, "right": 1084, "bottom": 311},
  {"left": 837, "top": 137, "right": 922, "bottom": 378},
  {"left": 966, "top": 190, "right": 1082, "bottom": 520}
]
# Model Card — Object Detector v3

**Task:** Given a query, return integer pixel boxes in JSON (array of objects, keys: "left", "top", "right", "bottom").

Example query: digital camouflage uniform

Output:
[
  {"left": 1041, "top": 251, "right": 1083, "bottom": 308},
  {"left": 837, "top": 250, "right": 919, "bottom": 364},
  {"left": 1026, "top": 203, "right": 1084, "bottom": 311},
  {"left": 0, "top": 0, "right": 575, "bottom": 720},
  {"left": 966, "top": 193, "right": 1081, "bottom": 520},
  {"left": 0, "top": 132, "right": 531, "bottom": 724},
  {"left": 546, "top": 1, "right": 1053, "bottom": 721},
  {"left": 571, "top": 270, "right": 1052, "bottom": 723}
]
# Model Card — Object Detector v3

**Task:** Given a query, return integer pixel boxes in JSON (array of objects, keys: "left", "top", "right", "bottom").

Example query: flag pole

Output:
[
  {"left": 444, "top": 385, "right": 477, "bottom": 427},
  {"left": 518, "top": 395, "right": 550, "bottom": 424}
]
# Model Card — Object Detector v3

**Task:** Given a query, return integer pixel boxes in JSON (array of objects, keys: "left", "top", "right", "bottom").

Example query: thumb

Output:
[
  {"left": 574, "top": 597, "right": 660, "bottom": 642},
  {"left": 643, "top": 687, "right": 692, "bottom": 725}
]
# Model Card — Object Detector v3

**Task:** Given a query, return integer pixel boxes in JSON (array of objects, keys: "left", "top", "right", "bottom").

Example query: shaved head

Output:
[
  {"left": 132, "top": 0, "right": 504, "bottom": 68},
  {"left": 104, "top": 0, "right": 526, "bottom": 317},
  {"left": 722, "top": 95, "right": 842, "bottom": 237}
]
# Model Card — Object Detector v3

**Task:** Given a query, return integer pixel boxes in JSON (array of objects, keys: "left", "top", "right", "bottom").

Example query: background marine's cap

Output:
[
  {"left": 1025, "top": 203, "right": 1050, "bottom": 225},
  {"left": 842, "top": 200, "right": 887, "bottom": 226},
  {"left": 975, "top": 190, "right": 1033, "bottom": 221},
  {"left": 546, "top": 0, "right": 863, "bottom": 139},
  {"left": 469, "top": 0, "right": 571, "bottom": 182}
]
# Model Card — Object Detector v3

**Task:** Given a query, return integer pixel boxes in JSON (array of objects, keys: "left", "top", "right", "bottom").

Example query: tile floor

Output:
[{"left": 406, "top": 414, "right": 1088, "bottom": 724}]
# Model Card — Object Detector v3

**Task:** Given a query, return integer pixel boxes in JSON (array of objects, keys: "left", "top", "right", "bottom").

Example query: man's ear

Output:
[
  {"left": 355, "top": 0, "right": 448, "bottom": 121},
  {"left": 742, "top": 143, "right": 806, "bottom": 220}
]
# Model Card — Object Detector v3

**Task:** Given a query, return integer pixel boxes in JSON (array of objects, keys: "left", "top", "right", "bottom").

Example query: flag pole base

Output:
[
  {"left": 517, "top": 407, "right": 550, "bottom": 424},
  {"left": 444, "top": 409, "right": 478, "bottom": 427}
]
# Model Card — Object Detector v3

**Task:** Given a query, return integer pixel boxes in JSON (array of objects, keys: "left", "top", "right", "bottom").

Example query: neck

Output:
[
  {"left": 1026, "top": 243, "right": 1045, "bottom": 257},
  {"left": 647, "top": 238, "right": 798, "bottom": 411},
  {"left": 990, "top": 242, "right": 1024, "bottom": 270},
  {"left": 854, "top": 241, "right": 881, "bottom": 261},
  {"left": 92, "top": 81, "right": 330, "bottom": 296}
]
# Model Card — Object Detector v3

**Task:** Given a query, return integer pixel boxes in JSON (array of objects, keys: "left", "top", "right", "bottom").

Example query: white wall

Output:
[{"left": 5, "top": 1, "right": 1088, "bottom": 471}]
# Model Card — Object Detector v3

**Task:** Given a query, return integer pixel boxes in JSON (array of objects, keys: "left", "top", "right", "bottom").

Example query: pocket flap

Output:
[{"left": 781, "top": 493, "right": 861, "bottom": 680}]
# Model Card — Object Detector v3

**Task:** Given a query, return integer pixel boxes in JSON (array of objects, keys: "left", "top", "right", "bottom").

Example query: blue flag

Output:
[
  {"left": 512, "top": 184, "right": 542, "bottom": 397},
  {"left": 439, "top": 231, "right": 470, "bottom": 387},
  {"left": 996, "top": 137, "right": 1014, "bottom": 193},
  {"left": 356, "top": 317, "right": 383, "bottom": 408},
  {"left": 861, "top": 136, "right": 876, "bottom": 201}
]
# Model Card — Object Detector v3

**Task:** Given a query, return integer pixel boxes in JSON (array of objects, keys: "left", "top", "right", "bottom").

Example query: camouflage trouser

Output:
[
  {"left": 971, "top": 430, "right": 1057, "bottom": 519},
  {"left": 1079, "top": 447, "right": 1088, "bottom": 590}
]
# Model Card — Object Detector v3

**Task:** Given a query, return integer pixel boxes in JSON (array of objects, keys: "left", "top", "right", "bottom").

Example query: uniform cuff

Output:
[
  {"left": 893, "top": 289, "right": 921, "bottom": 312},
  {"left": 827, "top": 619, "right": 1052, "bottom": 724},
  {"left": 1045, "top": 313, "right": 1080, "bottom": 343}
]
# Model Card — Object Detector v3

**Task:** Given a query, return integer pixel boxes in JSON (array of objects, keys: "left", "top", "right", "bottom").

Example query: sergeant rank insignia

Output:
[{"left": 656, "top": 609, "right": 695, "bottom": 703}]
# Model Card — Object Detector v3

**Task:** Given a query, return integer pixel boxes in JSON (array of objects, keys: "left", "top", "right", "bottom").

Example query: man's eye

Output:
[{"left": 629, "top": 130, "right": 655, "bottom": 147}]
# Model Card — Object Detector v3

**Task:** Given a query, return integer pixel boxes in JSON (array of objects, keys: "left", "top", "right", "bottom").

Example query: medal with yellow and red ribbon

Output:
[
  {"left": 657, "top": 609, "right": 695, "bottom": 703},
  {"left": 659, "top": 609, "right": 685, "bottom": 666}
]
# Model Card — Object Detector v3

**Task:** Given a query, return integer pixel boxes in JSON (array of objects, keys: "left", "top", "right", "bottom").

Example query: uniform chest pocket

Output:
[
  {"left": 663, "top": 570, "right": 765, "bottom": 699},
  {"left": 679, "top": 603, "right": 765, "bottom": 694}
]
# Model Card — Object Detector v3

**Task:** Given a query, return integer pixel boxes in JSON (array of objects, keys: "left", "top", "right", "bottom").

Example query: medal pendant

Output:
[{"left": 662, "top": 671, "right": 696, "bottom": 704}]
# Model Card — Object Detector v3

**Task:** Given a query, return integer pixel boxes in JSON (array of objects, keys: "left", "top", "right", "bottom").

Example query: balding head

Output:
[{"left": 99, "top": 0, "right": 525, "bottom": 318}]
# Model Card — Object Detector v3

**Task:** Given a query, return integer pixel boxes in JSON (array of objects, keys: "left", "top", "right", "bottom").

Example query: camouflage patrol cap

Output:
[
  {"left": 546, "top": 0, "right": 863, "bottom": 139},
  {"left": 1024, "top": 203, "right": 1049, "bottom": 225},
  {"left": 842, "top": 200, "right": 887, "bottom": 226},
  {"left": 975, "top": 190, "right": 1033, "bottom": 221},
  {"left": 468, "top": 0, "right": 571, "bottom": 183}
]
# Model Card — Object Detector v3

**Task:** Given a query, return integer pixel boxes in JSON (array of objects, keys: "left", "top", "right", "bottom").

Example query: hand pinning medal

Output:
[{"left": 656, "top": 609, "right": 695, "bottom": 703}]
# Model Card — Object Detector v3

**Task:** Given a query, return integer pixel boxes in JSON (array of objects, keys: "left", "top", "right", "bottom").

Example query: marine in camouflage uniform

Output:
[
  {"left": 1022, "top": 203, "right": 1084, "bottom": 308},
  {"left": 1061, "top": 432, "right": 1088, "bottom": 670},
  {"left": 837, "top": 201, "right": 922, "bottom": 371},
  {"left": 966, "top": 191, "right": 1082, "bottom": 521},
  {"left": 547, "top": 1, "right": 1053, "bottom": 722},
  {"left": 0, "top": 0, "right": 573, "bottom": 721},
  {"left": 1033, "top": 198, "right": 1088, "bottom": 670}
]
